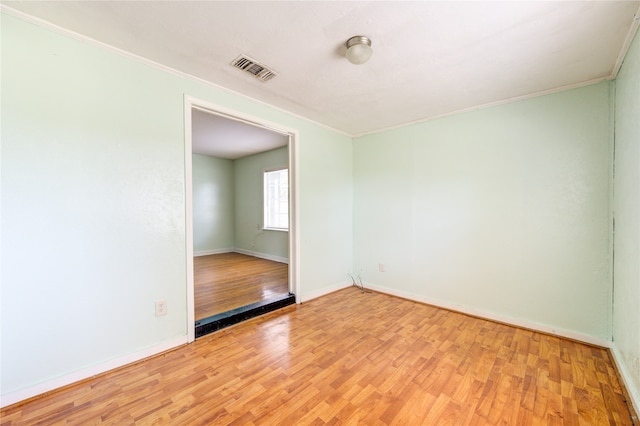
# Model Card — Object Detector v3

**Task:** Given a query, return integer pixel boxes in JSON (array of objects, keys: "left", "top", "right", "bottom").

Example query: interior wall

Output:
[
  {"left": 353, "top": 82, "right": 612, "bottom": 341},
  {"left": 612, "top": 29, "right": 640, "bottom": 408},
  {"left": 234, "top": 146, "right": 289, "bottom": 262},
  {"left": 192, "top": 154, "right": 235, "bottom": 254},
  {"left": 1, "top": 12, "right": 353, "bottom": 402},
  {"left": 191, "top": 147, "right": 289, "bottom": 261}
]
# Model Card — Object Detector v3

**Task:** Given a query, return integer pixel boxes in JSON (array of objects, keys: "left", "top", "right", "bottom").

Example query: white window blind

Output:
[{"left": 264, "top": 168, "right": 288, "bottom": 230}]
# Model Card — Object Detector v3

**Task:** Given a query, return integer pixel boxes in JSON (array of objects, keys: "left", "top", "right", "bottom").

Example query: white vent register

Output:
[{"left": 231, "top": 55, "right": 277, "bottom": 82}]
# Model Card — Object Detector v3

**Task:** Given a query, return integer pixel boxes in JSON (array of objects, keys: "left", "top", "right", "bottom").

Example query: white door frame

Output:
[{"left": 184, "top": 96, "right": 300, "bottom": 342}]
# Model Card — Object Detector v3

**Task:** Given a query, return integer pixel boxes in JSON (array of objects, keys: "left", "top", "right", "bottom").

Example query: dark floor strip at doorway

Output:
[{"left": 195, "top": 293, "right": 296, "bottom": 338}]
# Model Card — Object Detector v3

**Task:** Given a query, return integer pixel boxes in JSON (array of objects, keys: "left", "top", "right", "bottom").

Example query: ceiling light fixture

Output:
[{"left": 345, "top": 35, "right": 372, "bottom": 65}]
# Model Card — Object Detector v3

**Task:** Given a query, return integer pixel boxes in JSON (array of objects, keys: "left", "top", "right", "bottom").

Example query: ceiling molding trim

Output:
[
  {"left": 610, "top": 4, "right": 640, "bottom": 79},
  {"left": 0, "top": 5, "right": 351, "bottom": 138},
  {"left": 351, "top": 77, "right": 609, "bottom": 139}
]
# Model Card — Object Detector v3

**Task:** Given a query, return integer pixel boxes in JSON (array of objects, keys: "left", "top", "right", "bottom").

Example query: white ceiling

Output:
[
  {"left": 191, "top": 109, "right": 288, "bottom": 159},
  {"left": 4, "top": 1, "right": 640, "bottom": 137}
]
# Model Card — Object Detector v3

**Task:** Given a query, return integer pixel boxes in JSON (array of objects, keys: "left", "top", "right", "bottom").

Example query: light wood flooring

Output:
[
  {"left": 195, "top": 252, "right": 289, "bottom": 320},
  {"left": 1, "top": 288, "right": 635, "bottom": 425}
]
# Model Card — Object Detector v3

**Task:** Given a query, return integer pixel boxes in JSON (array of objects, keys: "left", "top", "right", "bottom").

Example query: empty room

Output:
[
  {"left": 191, "top": 109, "right": 295, "bottom": 336},
  {"left": 1, "top": 1, "right": 639, "bottom": 425}
]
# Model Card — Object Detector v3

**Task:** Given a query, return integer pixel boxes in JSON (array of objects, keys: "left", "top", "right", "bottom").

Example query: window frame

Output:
[{"left": 263, "top": 167, "right": 289, "bottom": 231}]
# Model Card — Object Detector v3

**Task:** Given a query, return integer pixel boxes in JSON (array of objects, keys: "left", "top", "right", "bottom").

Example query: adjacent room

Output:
[
  {"left": 190, "top": 108, "right": 295, "bottom": 335},
  {"left": 1, "top": 1, "right": 639, "bottom": 424}
]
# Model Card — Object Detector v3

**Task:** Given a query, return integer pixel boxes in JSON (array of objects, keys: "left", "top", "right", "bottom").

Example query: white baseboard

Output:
[
  {"left": 194, "top": 248, "right": 233, "bottom": 257},
  {"left": 233, "top": 248, "right": 288, "bottom": 264},
  {"left": 0, "top": 335, "right": 188, "bottom": 408},
  {"left": 194, "top": 248, "right": 288, "bottom": 264},
  {"left": 299, "top": 280, "right": 352, "bottom": 303},
  {"left": 609, "top": 344, "right": 640, "bottom": 417},
  {"left": 363, "top": 282, "right": 610, "bottom": 348}
]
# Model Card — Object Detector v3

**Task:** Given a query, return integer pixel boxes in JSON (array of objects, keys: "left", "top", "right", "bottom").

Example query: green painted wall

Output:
[
  {"left": 613, "top": 29, "right": 640, "bottom": 408},
  {"left": 353, "top": 82, "right": 612, "bottom": 341},
  {"left": 192, "top": 154, "right": 235, "bottom": 253},
  {"left": 192, "top": 148, "right": 289, "bottom": 260},
  {"left": 235, "top": 146, "right": 289, "bottom": 261},
  {"left": 1, "top": 12, "right": 353, "bottom": 399}
]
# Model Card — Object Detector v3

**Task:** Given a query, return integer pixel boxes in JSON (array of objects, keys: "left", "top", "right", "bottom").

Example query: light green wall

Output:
[
  {"left": 192, "top": 147, "right": 289, "bottom": 260},
  {"left": 2, "top": 13, "right": 187, "bottom": 394},
  {"left": 1, "top": 12, "right": 353, "bottom": 398},
  {"left": 235, "top": 146, "right": 289, "bottom": 261},
  {"left": 613, "top": 29, "right": 640, "bottom": 407},
  {"left": 192, "top": 154, "right": 234, "bottom": 253},
  {"left": 353, "top": 82, "right": 612, "bottom": 340}
]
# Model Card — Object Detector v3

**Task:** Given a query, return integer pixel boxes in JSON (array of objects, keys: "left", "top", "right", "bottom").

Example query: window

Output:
[{"left": 263, "top": 168, "right": 288, "bottom": 230}]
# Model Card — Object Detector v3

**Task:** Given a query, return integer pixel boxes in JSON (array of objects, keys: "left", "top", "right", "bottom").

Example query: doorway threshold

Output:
[{"left": 195, "top": 293, "right": 295, "bottom": 338}]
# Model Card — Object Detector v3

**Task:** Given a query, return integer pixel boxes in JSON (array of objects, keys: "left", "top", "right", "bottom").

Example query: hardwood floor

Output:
[
  {"left": 1, "top": 288, "right": 635, "bottom": 425},
  {"left": 195, "top": 252, "right": 289, "bottom": 320}
]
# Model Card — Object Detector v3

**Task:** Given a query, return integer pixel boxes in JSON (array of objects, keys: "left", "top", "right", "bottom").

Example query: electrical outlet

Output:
[
  {"left": 378, "top": 263, "right": 385, "bottom": 272},
  {"left": 155, "top": 300, "right": 167, "bottom": 316}
]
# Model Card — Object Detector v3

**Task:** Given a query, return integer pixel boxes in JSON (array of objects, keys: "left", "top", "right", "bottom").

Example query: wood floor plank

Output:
[
  {"left": 194, "top": 252, "right": 288, "bottom": 320},
  {"left": 1, "top": 288, "right": 635, "bottom": 425}
]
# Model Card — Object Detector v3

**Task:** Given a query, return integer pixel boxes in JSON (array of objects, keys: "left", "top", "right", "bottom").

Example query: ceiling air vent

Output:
[{"left": 231, "top": 55, "right": 277, "bottom": 82}]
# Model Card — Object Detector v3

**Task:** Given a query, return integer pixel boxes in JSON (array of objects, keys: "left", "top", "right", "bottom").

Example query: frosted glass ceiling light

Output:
[{"left": 345, "top": 36, "right": 372, "bottom": 65}]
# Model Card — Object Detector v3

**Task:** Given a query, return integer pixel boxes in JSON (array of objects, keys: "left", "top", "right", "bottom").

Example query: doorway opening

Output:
[{"left": 184, "top": 97, "right": 299, "bottom": 341}]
